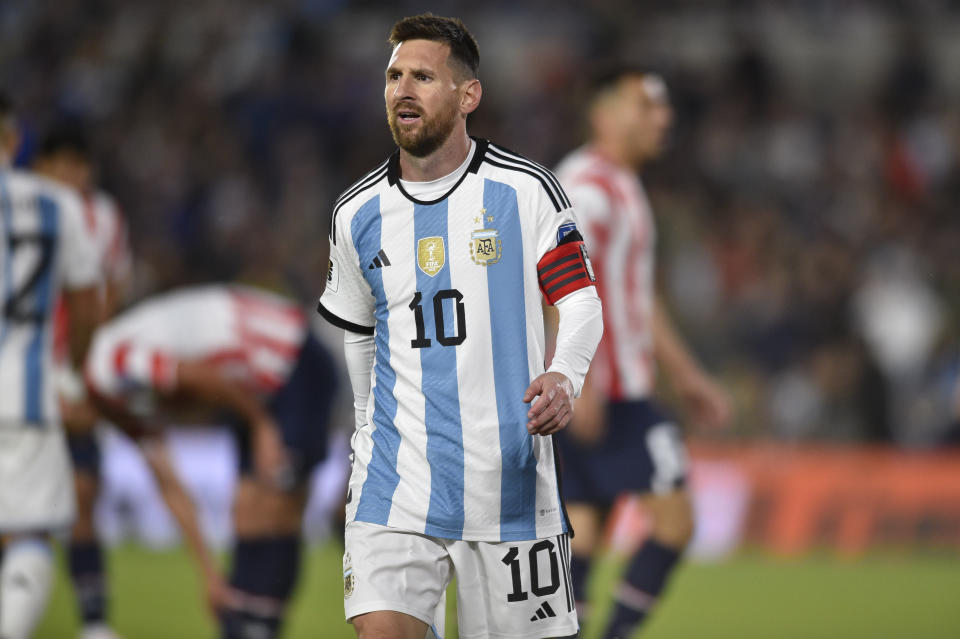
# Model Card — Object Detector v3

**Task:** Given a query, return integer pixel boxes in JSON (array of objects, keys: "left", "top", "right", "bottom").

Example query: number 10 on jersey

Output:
[{"left": 408, "top": 289, "right": 466, "bottom": 348}]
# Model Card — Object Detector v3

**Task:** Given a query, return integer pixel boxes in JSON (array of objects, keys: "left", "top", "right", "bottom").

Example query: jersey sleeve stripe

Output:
[
  {"left": 483, "top": 157, "right": 562, "bottom": 212},
  {"left": 488, "top": 145, "right": 572, "bottom": 209},
  {"left": 316, "top": 300, "right": 374, "bottom": 335},
  {"left": 330, "top": 163, "right": 389, "bottom": 243}
]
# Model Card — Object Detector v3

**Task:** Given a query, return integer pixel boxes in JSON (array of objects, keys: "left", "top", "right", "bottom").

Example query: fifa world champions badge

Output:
[
  {"left": 470, "top": 228, "right": 501, "bottom": 266},
  {"left": 417, "top": 236, "right": 445, "bottom": 277},
  {"left": 343, "top": 552, "right": 354, "bottom": 598}
]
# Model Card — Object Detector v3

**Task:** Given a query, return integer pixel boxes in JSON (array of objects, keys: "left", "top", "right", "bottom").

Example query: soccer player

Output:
[
  {"left": 0, "top": 94, "right": 102, "bottom": 639},
  {"left": 34, "top": 124, "right": 133, "bottom": 639},
  {"left": 83, "top": 284, "right": 339, "bottom": 639},
  {"left": 553, "top": 68, "right": 732, "bottom": 638},
  {"left": 317, "top": 14, "right": 603, "bottom": 639}
]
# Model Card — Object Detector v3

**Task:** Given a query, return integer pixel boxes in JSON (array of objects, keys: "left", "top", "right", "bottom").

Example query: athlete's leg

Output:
[
  {"left": 68, "top": 469, "right": 113, "bottom": 636},
  {"left": 219, "top": 478, "right": 306, "bottom": 639},
  {"left": 566, "top": 502, "right": 603, "bottom": 622},
  {"left": 351, "top": 611, "right": 429, "bottom": 639},
  {"left": 0, "top": 534, "right": 55, "bottom": 639},
  {"left": 601, "top": 489, "right": 692, "bottom": 639}
]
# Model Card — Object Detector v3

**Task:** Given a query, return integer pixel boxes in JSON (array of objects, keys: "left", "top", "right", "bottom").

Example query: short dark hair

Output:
[
  {"left": 39, "top": 122, "right": 91, "bottom": 159},
  {"left": 388, "top": 13, "right": 479, "bottom": 79},
  {"left": 588, "top": 64, "right": 649, "bottom": 99}
]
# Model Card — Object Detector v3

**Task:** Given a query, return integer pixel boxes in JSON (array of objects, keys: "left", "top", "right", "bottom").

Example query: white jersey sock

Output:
[{"left": 0, "top": 537, "right": 54, "bottom": 639}]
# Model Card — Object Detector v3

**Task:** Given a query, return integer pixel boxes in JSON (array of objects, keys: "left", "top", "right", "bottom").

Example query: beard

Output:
[{"left": 387, "top": 100, "right": 459, "bottom": 158}]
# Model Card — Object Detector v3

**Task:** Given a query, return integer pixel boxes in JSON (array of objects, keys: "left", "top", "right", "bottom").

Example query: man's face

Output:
[
  {"left": 614, "top": 75, "right": 673, "bottom": 166},
  {"left": 385, "top": 39, "right": 464, "bottom": 158}
]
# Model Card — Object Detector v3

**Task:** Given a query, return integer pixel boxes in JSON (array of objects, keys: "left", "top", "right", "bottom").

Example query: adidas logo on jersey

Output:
[
  {"left": 529, "top": 601, "right": 557, "bottom": 622},
  {"left": 368, "top": 249, "right": 391, "bottom": 269}
]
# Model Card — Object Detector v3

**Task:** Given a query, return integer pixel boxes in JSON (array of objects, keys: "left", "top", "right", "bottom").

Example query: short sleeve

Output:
[
  {"left": 563, "top": 181, "right": 611, "bottom": 251},
  {"left": 317, "top": 223, "right": 376, "bottom": 334},
  {"left": 58, "top": 189, "right": 101, "bottom": 290},
  {"left": 532, "top": 176, "right": 583, "bottom": 262}
]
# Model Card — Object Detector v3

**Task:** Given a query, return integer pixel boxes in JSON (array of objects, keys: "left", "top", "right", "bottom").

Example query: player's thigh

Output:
[
  {"left": 564, "top": 503, "right": 603, "bottom": 555},
  {"left": 350, "top": 610, "right": 431, "bottom": 639},
  {"left": 232, "top": 477, "right": 306, "bottom": 537},
  {"left": 343, "top": 521, "right": 450, "bottom": 633},
  {"left": 637, "top": 489, "right": 694, "bottom": 548},
  {"left": 450, "top": 535, "right": 579, "bottom": 639}
]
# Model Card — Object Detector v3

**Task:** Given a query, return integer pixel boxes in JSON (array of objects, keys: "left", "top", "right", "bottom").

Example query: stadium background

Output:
[{"left": 2, "top": 1, "right": 959, "bottom": 637}]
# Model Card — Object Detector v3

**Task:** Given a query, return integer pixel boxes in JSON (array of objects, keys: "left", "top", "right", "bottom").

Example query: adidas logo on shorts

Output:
[{"left": 529, "top": 601, "right": 557, "bottom": 621}]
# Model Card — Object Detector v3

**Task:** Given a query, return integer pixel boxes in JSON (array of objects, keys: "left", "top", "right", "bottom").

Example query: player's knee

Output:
[{"left": 648, "top": 493, "right": 695, "bottom": 549}]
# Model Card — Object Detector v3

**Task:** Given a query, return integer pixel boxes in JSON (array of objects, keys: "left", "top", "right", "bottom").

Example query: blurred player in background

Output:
[
  {"left": 554, "top": 68, "right": 732, "bottom": 638},
  {"left": 83, "top": 284, "right": 339, "bottom": 639},
  {"left": 0, "top": 94, "right": 102, "bottom": 639},
  {"left": 318, "top": 13, "right": 601, "bottom": 639},
  {"left": 33, "top": 123, "right": 133, "bottom": 639}
]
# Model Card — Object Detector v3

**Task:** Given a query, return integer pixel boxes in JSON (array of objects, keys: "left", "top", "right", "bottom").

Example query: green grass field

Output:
[{"left": 37, "top": 543, "right": 960, "bottom": 638}]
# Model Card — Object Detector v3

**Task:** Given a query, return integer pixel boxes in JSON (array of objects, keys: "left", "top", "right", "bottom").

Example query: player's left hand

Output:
[
  {"left": 524, "top": 372, "right": 574, "bottom": 436},
  {"left": 677, "top": 371, "right": 733, "bottom": 430},
  {"left": 205, "top": 574, "right": 239, "bottom": 617}
]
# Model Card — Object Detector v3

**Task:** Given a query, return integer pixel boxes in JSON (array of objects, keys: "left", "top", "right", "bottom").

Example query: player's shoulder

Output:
[
  {"left": 329, "top": 156, "right": 392, "bottom": 239},
  {"left": 479, "top": 140, "right": 571, "bottom": 213},
  {"left": 329, "top": 156, "right": 393, "bottom": 245},
  {"left": 4, "top": 169, "right": 86, "bottom": 222}
]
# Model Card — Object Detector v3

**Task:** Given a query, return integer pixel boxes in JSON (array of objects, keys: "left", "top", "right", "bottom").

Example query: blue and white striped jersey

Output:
[
  {"left": 319, "top": 139, "right": 583, "bottom": 542},
  {"left": 0, "top": 168, "right": 100, "bottom": 426}
]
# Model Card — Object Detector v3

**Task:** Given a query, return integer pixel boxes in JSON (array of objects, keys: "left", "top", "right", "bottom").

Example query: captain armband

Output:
[{"left": 537, "top": 230, "right": 597, "bottom": 305}]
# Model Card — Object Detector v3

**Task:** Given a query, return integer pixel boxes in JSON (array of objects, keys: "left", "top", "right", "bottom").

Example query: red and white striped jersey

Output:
[
  {"left": 53, "top": 190, "right": 132, "bottom": 363},
  {"left": 555, "top": 146, "right": 655, "bottom": 401},
  {"left": 85, "top": 285, "right": 307, "bottom": 413}
]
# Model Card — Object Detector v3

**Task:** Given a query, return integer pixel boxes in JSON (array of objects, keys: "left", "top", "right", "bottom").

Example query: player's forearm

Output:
[
  {"left": 143, "top": 441, "right": 220, "bottom": 582},
  {"left": 174, "top": 361, "right": 273, "bottom": 432},
  {"left": 63, "top": 285, "right": 101, "bottom": 369},
  {"left": 652, "top": 296, "right": 708, "bottom": 387},
  {"left": 344, "top": 331, "right": 375, "bottom": 430},
  {"left": 547, "top": 286, "right": 603, "bottom": 397}
]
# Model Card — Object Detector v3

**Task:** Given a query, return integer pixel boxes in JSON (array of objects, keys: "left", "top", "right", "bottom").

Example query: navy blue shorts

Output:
[
  {"left": 232, "top": 333, "right": 339, "bottom": 485},
  {"left": 556, "top": 399, "right": 688, "bottom": 506},
  {"left": 67, "top": 432, "right": 100, "bottom": 475}
]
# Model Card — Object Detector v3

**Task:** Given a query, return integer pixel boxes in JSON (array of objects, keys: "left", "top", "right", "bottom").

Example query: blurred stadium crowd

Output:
[{"left": 2, "top": 0, "right": 958, "bottom": 446}]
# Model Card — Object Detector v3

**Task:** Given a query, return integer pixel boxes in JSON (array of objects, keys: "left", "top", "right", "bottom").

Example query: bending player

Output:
[
  {"left": 554, "top": 67, "right": 732, "bottom": 638},
  {"left": 0, "top": 94, "right": 102, "bottom": 639},
  {"left": 83, "top": 284, "right": 339, "bottom": 639},
  {"left": 34, "top": 123, "right": 133, "bottom": 639}
]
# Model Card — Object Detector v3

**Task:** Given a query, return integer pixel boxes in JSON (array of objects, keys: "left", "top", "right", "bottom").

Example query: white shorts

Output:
[
  {"left": 344, "top": 521, "right": 578, "bottom": 639},
  {"left": 0, "top": 426, "right": 75, "bottom": 532}
]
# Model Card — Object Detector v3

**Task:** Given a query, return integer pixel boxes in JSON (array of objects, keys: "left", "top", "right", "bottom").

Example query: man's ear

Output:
[{"left": 460, "top": 78, "right": 482, "bottom": 116}]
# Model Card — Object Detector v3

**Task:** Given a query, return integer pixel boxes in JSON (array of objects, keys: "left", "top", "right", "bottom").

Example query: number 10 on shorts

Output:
[{"left": 501, "top": 540, "right": 561, "bottom": 602}]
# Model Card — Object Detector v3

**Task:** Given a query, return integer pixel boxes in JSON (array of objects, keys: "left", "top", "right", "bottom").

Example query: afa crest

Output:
[
  {"left": 343, "top": 553, "right": 355, "bottom": 599},
  {"left": 470, "top": 229, "right": 502, "bottom": 266},
  {"left": 417, "top": 236, "right": 445, "bottom": 277}
]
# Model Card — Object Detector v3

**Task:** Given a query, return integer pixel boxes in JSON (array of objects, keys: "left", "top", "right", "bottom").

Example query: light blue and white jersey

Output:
[
  {"left": 319, "top": 138, "right": 582, "bottom": 542},
  {"left": 0, "top": 168, "right": 100, "bottom": 426}
]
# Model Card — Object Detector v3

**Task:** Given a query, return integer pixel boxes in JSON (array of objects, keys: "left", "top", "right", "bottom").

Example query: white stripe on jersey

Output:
[
  {"left": 324, "top": 139, "right": 574, "bottom": 542},
  {"left": 556, "top": 147, "right": 656, "bottom": 401},
  {"left": 0, "top": 169, "right": 99, "bottom": 426}
]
